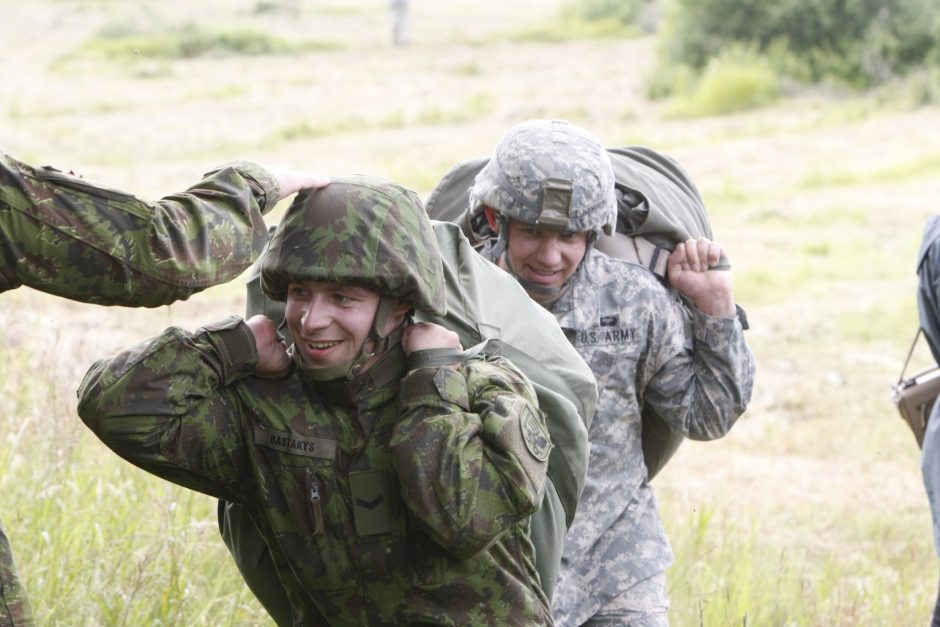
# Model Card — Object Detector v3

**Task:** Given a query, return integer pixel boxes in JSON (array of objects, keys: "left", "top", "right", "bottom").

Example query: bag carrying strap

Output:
[
  {"left": 405, "top": 341, "right": 489, "bottom": 371},
  {"left": 595, "top": 232, "right": 670, "bottom": 278},
  {"left": 898, "top": 328, "right": 925, "bottom": 384},
  {"left": 594, "top": 231, "right": 732, "bottom": 282}
]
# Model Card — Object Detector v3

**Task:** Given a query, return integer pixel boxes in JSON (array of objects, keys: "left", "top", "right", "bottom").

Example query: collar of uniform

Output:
[
  {"left": 550, "top": 250, "right": 602, "bottom": 332},
  {"left": 348, "top": 344, "right": 406, "bottom": 412},
  {"left": 297, "top": 344, "right": 406, "bottom": 413}
]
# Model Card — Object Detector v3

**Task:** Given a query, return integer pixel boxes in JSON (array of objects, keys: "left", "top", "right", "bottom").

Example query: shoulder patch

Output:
[{"left": 521, "top": 405, "right": 552, "bottom": 461}]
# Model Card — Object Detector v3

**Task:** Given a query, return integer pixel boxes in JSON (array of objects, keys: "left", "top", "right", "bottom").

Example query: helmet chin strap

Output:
[
  {"left": 503, "top": 251, "right": 564, "bottom": 298},
  {"left": 294, "top": 296, "right": 406, "bottom": 382}
]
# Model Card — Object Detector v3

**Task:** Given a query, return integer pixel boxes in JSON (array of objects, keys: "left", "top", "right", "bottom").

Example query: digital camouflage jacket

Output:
[
  {"left": 0, "top": 152, "right": 279, "bottom": 306},
  {"left": 78, "top": 316, "right": 554, "bottom": 626},
  {"left": 551, "top": 251, "right": 753, "bottom": 625},
  {"left": 480, "top": 243, "right": 755, "bottom": 625}
]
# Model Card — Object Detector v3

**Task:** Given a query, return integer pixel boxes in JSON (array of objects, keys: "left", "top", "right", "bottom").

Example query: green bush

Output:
[
  {"left": 667, "top": 48, "right": 781, "bottom": 116},
  {"left": 657, "top": 0, "right": 940, "bottom": 88},
  {"left": 653, "top": 45, "right": 781, "bottom": 117}
]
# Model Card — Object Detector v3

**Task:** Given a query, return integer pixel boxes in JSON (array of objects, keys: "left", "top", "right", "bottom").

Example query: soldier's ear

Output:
[
  {"left": 389, "top": 299, "right": 412, "bottom": 327},
  {"left": 484, "top": 207, "right": 500, "bottom": 233}
]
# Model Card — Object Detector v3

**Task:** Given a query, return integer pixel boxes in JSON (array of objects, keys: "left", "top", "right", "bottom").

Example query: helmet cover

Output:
[
  {"left": 261, "top": 175, "right": 446, "bottom": 316},
  {"left": 470, "top": 119, "right": 616, "bottom": 236}
]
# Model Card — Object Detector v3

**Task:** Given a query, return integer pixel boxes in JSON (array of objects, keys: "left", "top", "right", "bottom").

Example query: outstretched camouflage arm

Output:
[
  {"left": 391, "top": 353, "right": 551, "bottom": 560},
  {"left": 0, "top": 152, "right": 280, "bottom": 306},
  {"left": 77, "top": 316, "right": 258, "bottom": 501}
]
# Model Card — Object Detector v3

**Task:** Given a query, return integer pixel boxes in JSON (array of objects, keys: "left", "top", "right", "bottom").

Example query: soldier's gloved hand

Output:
[
  {"left": 401, "top": 322, "right": 462, "bottom": 356},
  {"left": 246, "top": 314, "right": 291, "bottom": 378}
]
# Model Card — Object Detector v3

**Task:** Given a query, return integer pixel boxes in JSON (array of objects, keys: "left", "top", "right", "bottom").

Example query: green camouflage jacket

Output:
[
  {"left": 78, "top": 316, "right": 553, "bottom": 626},
  {"left": 0, "top": 152, "right": 279, "bottom": 306},
  {"left": 0, "top": 524, "right": 32, "bottom": 627},
  {"left": 2, "top": 153, "right": 280, "bottom": 627}
]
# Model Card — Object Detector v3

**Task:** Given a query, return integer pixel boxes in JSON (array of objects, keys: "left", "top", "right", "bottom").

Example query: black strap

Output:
[{"left": 899, "top": 328, "right": 925, "bottom": 384}]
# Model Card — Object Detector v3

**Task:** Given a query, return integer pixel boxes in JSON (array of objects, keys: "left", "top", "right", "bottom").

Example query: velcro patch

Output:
[
  {"left": 254, "top": 426, "right": 337, "bottom": 460},
  {"left": 350, "top": 471, "right": 391, "bottom": 537},
  {"left": 521, "top": 405, "right": 552, "bottom": 462}
]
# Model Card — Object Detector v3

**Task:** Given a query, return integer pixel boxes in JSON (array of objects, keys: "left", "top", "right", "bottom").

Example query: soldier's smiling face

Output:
[
  {"left": 503, "top": 219, "right": 589, "bottom": 302},
  {"left": 284, "top": 281, "right": 383, "bottom": 370}
]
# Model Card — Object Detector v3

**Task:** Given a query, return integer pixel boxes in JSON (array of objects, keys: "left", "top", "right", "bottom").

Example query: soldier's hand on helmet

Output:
[
  {"left": 246, "top": 315, "right": 292, "bottom": 378},
  {"left": 265, "top": 165, "right": 331, "bottom": 201},
  {"left": 667, "top": 238, "right": 736, "bottom": 317},
  {"left": 401, "top": 322, "right": 463, "bottom": 356}
]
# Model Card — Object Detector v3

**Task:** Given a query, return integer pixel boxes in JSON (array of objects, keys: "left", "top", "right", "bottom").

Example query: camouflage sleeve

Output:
[
  {"left": 645, "top": 306, "right": 755, "bottom": 441},
  {"left": 76, "top": 316, "right": 259, "bottom": 501},
  {"left": 390, "top": 353, "right": 552, "bottom": 560},
  {"left": 0, "top": 520, "right": 34, "bottom": 627},
  {"left": 0, "top": 152, "right": 280, "bottom": 306}
]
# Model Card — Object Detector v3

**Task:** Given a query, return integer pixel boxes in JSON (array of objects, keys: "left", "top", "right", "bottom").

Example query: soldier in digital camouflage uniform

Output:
[
  {"left": 917, "top": 216, "right": 940, "bottom": 627},
  {"left": 0, "top": 150, "right": 327, "bottom": 627},
  {"left": 77, "top": 175, "right": 556, "bottom": 626},
  {"left": 468, "top": 119, "right": 755, "bottom": 626}
]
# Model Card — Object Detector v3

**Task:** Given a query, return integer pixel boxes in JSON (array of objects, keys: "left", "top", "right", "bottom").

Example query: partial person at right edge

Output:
[{"left": 916, "top": 215, "right": 940, "bottom": 627}]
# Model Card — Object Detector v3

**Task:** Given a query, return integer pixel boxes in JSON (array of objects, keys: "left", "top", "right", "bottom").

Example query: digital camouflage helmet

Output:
[
  {"left": 469, "top": 119, "right": 617, "bottom": 298},
  {"left": 469, "top": 119, "right": 617, "bottom": 239},
  {"left": 260, "top": 175, "right": 446, "bottom": 379}
]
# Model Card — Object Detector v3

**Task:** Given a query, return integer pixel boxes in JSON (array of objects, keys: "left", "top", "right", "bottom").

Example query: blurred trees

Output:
[
  {"left": 562, "top": 0, "right": 940, "bottom": 112},
  {"left": 658, "top": 0, "right": 940, "bottom": 88}
]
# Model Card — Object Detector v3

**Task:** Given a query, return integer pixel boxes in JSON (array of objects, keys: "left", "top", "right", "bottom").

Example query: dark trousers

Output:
[{"left": 932, "top": 572, "right": 940, "bottom": 627}]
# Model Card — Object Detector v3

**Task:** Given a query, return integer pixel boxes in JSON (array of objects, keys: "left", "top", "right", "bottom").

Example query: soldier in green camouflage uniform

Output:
[
  {"left": 469, "top": 120, "right": 755, "bottom": 626},
  {"left": 0, "top": 151, "right": 329, "bottom": 305},
  {"left": 77, "top": 176, "right": 555, "bottom": 626},
  {"left": 0, "top": 150, "right": 327, "bottom": 627}
]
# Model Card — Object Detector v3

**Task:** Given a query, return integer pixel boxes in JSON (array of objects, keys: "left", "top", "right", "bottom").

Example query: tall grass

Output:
[
  {"left": 1, "top": 295, "right": 272, "bottom": 626},
  {"left": 663, "top": 501, "right": 933, "bottom": 626}
]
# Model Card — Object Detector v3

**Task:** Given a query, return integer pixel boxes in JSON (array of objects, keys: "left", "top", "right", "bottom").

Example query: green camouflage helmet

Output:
[
  {"left": 260, "top": 175, "right": 446, "bottom": 316},
  {"left": 469, "top": 119, "right": 616, "bottom": 236}
]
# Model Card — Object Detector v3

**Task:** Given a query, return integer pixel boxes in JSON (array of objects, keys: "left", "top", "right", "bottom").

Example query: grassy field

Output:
[{"left": 3, "top": 1, "right": 940, "bottom": 625}]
